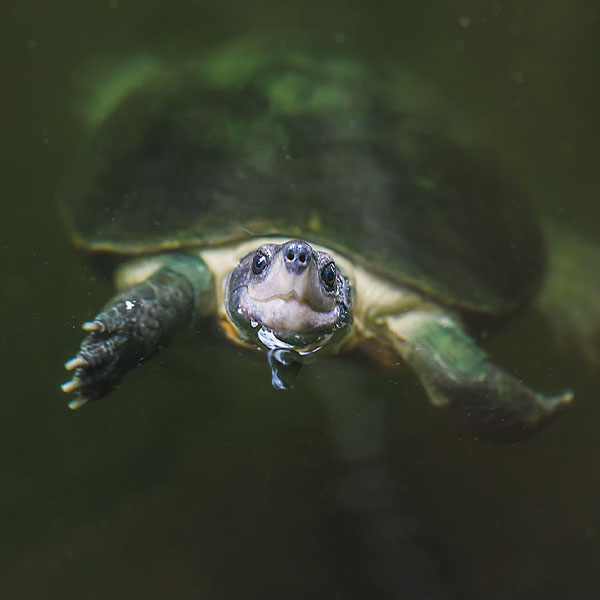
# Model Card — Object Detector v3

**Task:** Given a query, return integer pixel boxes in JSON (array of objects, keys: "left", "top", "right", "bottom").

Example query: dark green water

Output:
[{"left": 2, "top": 1, "right": 599, "bottom": 598}]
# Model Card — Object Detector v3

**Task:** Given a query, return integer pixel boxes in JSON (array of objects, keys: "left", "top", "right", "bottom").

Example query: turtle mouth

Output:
[{"left": 235, "top": 285, "right": 342, "bottom": 334}]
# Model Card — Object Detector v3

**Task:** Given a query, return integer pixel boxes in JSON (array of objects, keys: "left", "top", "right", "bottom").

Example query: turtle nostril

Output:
[{"left": 283, "top": 242, "right": 312, "bottom": 270}]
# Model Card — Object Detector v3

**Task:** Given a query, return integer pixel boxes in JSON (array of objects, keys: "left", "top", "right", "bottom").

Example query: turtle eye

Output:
[
  {"left": 252, "top": 252, "right": 268, "bottom": 275},
  {"left": 321, "top": 262, "right": 336, "bottom": 290}
]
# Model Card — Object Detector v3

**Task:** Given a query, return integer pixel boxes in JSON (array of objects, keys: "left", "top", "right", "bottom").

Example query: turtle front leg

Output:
[
  {"left": 383, "top": 310, "right": 573, "bottom": 438},
  {"left": 62, "top": 254, "right": 214, "bottom": 408}
]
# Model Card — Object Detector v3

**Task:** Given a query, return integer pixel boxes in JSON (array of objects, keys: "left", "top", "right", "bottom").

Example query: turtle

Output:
[{"left": 60, "top": 44, "right": 573, "bottom": 436}]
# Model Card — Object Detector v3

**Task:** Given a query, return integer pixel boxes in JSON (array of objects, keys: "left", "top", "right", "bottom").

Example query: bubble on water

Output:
[
  {"left": 256, "top": 326, "right": 326, "bottom": 356},
  {"left": 257, "top": 327, "right": 293, "bottom": 351}
]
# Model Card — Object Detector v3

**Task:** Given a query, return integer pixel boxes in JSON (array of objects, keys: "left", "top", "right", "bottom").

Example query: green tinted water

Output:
[{"left": 2, "top": 1, "right": 599, "bottom": 598}]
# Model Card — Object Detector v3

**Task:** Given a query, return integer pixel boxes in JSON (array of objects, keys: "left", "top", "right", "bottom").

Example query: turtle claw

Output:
[
  {"left": 65, "top": 356, "right": 88, "bottom": 371},
  {"left": 60, "top": 376, "right": 88, "bottom": 410},
  {"left": 558, "top": 390, "right": 574, "bottom": 405},
  {"left": 61, "top": 312, "right": 132, "bottom": 405},
  {"left": 61, "top": 377, "right": 83, "bottom": 393},
  {"left": 82, "top": 320, "right": 105, "bottom": 333},
  {"left": 67, "top": 396, "right": 89, "bottom": 410}
]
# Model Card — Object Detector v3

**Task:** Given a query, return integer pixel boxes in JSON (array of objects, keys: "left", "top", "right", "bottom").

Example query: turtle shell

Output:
[{"left": 61, "top": 45, "right": 545, "bottom": 317}]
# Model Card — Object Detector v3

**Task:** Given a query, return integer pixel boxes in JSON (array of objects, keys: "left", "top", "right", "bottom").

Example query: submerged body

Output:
[{"left": 61, "top": 43, "right": 573, "bottom": 436}]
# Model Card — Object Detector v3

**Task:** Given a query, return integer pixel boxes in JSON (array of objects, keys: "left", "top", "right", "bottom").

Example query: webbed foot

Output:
[
  {"left": 384, "top": 311, "right": 573, "bottom": 438},
  {"left": 62, "top": 255, "right": 213, "bottom": 407},
  {"left": 62, "top": 310, "right": 143, "bottom": 408}
]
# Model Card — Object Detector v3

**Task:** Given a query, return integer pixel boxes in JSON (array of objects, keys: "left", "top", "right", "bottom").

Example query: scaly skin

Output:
[{"left": 62, "top": 255, "right": 214, "bottom": 408}]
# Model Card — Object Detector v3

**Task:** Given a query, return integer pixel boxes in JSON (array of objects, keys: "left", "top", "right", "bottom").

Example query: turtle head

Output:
[{"left": 226, "top": 240, "right": 352, "bottom": 351}]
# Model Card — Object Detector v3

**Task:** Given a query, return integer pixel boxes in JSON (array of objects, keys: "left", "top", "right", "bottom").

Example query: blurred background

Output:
[{"left": 1, "top": 1, "right": 599, "bottom": 598}]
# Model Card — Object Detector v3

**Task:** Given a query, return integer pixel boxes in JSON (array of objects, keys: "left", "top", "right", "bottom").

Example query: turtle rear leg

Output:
[
  {"left": 62, "top": 254, "right": 214, "bottom": 408},
  {"left": 383, "top": 310, "right": 573, "bottom": 438}
]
